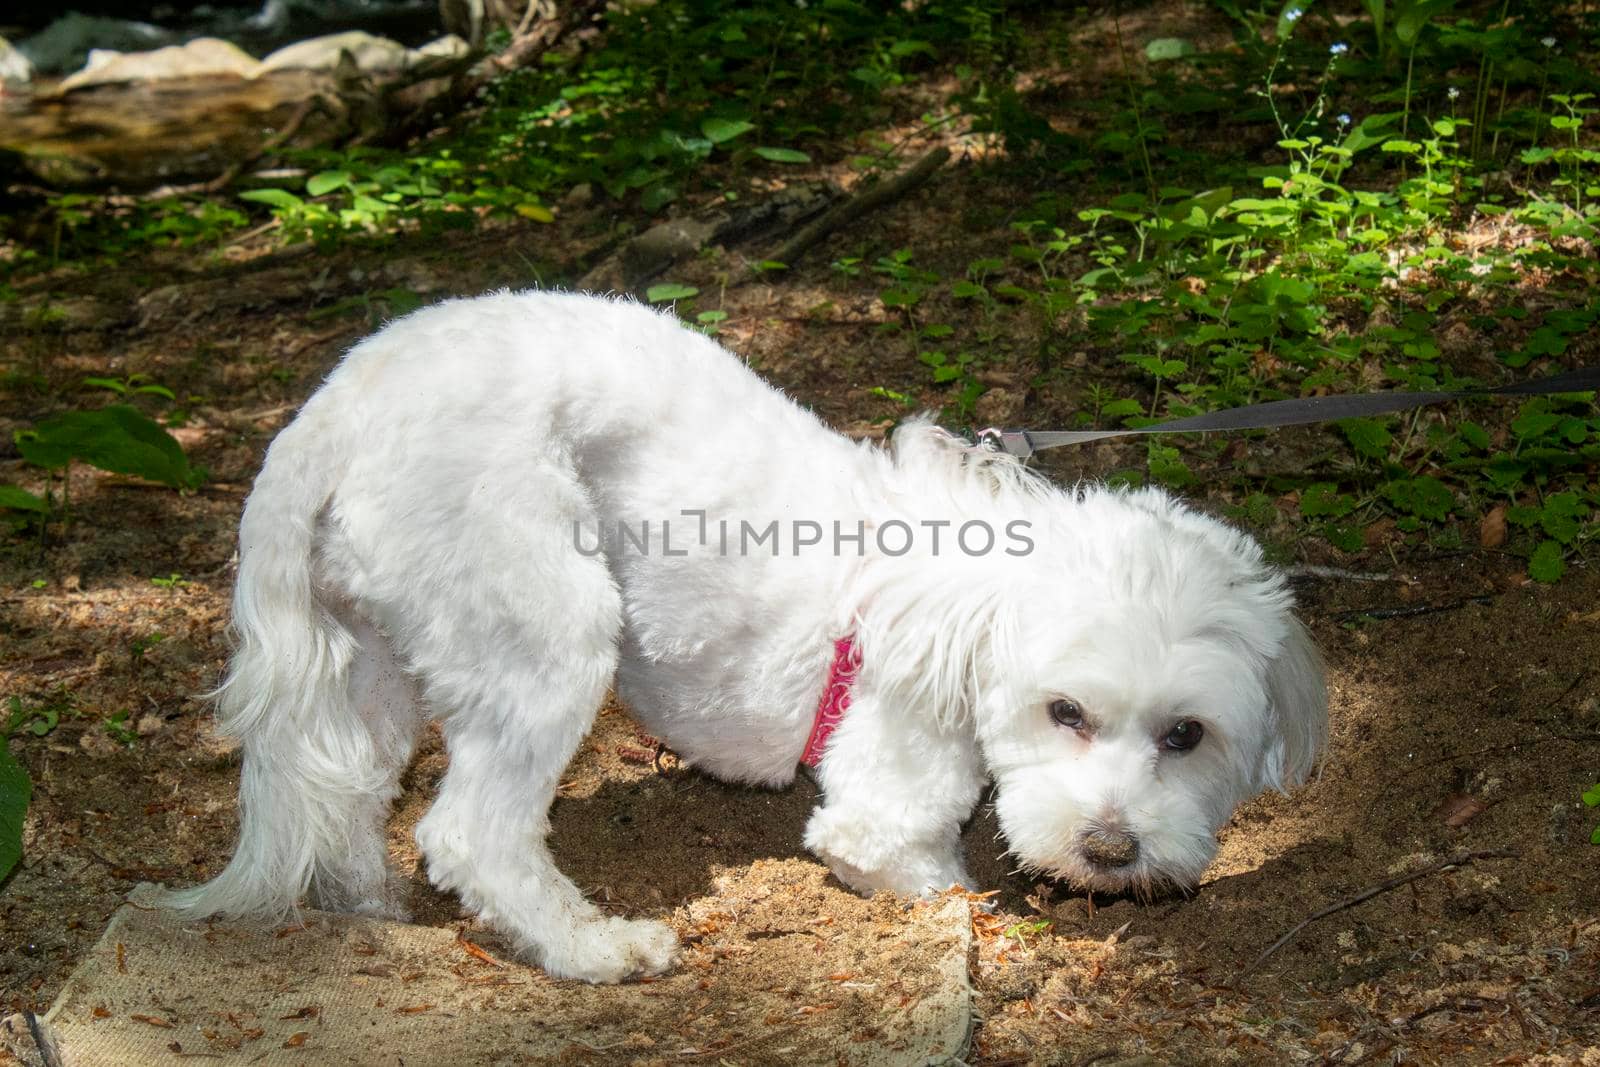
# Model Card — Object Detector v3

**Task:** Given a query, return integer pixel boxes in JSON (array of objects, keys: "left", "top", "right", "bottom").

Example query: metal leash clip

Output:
[{"left": 974, "top": 427, "right": 1036, "bottom": 459}]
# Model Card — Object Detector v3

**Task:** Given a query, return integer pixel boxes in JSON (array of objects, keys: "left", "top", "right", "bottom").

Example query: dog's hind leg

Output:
[
  {"left": 303, "top": 606, "right": 424, "bottom": 918},
  {"left": 398, "top": 466, "right": 678, "bottom": 983}
]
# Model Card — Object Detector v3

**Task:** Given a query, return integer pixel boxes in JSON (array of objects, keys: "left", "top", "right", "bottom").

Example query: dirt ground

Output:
[{"left": 3, "top": 6, "right": 1600, "bottom": 1063}]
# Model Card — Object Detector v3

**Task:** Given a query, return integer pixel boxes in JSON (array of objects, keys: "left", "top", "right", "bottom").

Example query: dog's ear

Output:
[{"left": 1260, "top": 615, "right": 1327, "bottom": 791}]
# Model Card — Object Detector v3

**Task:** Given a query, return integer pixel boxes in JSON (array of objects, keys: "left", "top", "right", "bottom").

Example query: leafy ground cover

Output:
[
  {"left": 1, "top": 1, "right": 1598, "bottom": 1061},
  {"left": 6, "top": 0, "right": 1597, "bottom": 580}
]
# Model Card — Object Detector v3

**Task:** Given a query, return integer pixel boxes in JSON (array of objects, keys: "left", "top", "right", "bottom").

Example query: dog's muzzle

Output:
[{"left": 1080, "top": 828, "right": 1140, "bottom": 869}]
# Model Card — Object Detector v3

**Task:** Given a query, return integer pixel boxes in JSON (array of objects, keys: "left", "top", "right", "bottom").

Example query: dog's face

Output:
[{"left": 973, "top": 488, "right": 1327, "bottom": 896}]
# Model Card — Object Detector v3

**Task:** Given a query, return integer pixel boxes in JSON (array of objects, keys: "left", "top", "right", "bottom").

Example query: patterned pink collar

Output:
[{"left": 801, "top": 636, "right": 858, "bottom": 768}]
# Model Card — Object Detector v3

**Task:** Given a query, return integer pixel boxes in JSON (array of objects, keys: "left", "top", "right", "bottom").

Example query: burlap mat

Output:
[{"left": 3, "top": 880, "right": 972, "bottom": 1066}]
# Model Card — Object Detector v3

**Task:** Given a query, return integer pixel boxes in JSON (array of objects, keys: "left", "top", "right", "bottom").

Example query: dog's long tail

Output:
[{"left": 162, "top": 387, "right": 372, "bottom": 921}]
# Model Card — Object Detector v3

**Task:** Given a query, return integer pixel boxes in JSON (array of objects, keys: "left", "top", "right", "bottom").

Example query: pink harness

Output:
[{"left": 801, "top": 636, "right": 858, "bottom": 768}]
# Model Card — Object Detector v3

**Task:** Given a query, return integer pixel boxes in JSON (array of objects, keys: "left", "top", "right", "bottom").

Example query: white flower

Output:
[
  {"left": 1541, "top": 36, "right": 1556, "bottom": 48},
  {"left": 1448, "top": 87, "right": 1460, "bottom": 100},
  {"left": 1330, "top": 42, "right": 1349, "bottom": 56},
  {"left": 1284, "top": 7, "right": 1303, "bottom": 21},
  {"left": 1338, "top": 113, "right": 1352, "bottom": 127}
]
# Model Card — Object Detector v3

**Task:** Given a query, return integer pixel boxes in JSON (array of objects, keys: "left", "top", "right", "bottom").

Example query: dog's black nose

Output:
[{"left": 1081, "top": 829, "right": 1139, "bottom": 869}]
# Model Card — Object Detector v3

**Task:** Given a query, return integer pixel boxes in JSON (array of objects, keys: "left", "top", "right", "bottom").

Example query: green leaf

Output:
[
  {"left": 1148, "top": 444, "right": 1195, "bottom": 489},
  {"left": 645, "top": 283, "right": 699, "bottom": 304},
  {"left": 1528, "top": 540, "right": 1566, "bottom": 583},
  {"left": 1512, "top": 412, "right": 1561, "bottom": 440},
  {"left": 1582, "top": 784, "right": 1600, "bottom": 807},
  {"left": 1339, "top": 417, "right": 1392, "bottom": 460},
  {"left": 0, "top": 736, "right": 29, "bottom": 880},
  {"left": 1539, "top": 492, "right": 1587, "bottom": 545},
  {"left": 1145, "top": 37, "right": 1195, "bottom": 62},
  {"left": 1300, "top": 483, "right": 1355, "bottom": 519},
  {"left": 868, "top": 386, "right": 915, "bottom": 407},
  {"left": 753, "top": 146, "right": 811, "bottom": 164},
  {"left": 15, "top": 406, "right": 200, "bottom": 490},
  {"left": 1383, "top": 475, "right": 1455, "bottom": 520},
  {"left": 639, "top": 183, "right": 679, "bottom": 212},
  {"left": 1395, "top": 0, "right": 1458, "bottom": 47},
  {"left": 700, "top": 117, "right": 755, "bottom": 144},
  {"left": 1323, "top": 523, "right": 1365, "bottom": 553},
  {"left": 238, "top": 188, "right": 304, "bottom": 210},
  {"left": 1363, "top": 0, "right": 1386, "bottom": 41},
  {"left": 305, "top": 170, "right": 353, "bottom": 197},
  {"left": 0, "top": 485, "right": 48, "bottom": 513},
  {"left": 1342, "top": 113, "right": 1403, "bottom": 154}
]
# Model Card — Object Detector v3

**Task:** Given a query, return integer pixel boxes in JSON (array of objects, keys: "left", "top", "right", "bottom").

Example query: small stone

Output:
[{"left": 79, "top": 730, "right": 122, "bottom": 758}]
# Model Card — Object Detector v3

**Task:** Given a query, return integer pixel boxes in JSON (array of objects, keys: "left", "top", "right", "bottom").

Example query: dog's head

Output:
[
  {"left": 974, "top": 486, "right": 1326, "bottom": 895},
  {"left": 857, "top": 439, "right": 1326, "bottom": 895}
]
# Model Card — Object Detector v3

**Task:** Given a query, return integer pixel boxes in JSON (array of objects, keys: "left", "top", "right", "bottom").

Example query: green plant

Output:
[
  {"left": 130, "top": 632, "right": 167, "bottom": 668},
  {"left": 3, "top": 404, "right": 204, "bottom": 538},
  {"left": 1585, "top": 782, "right": 1600, "bottom": 845},
  {"left": 307, "top": 288, "right": 425, "bottom": 325},
  {"left": 1001, "top": 919, "right": 1052, "bottom": 949},
  {"left": 103, "top": 710, "right": 138, "bottom": 746},
  {"left": 82, "top": 373, "right": 176, "bottom": 401},
  {"left": 1, "top": 695, "right": 64, "bottom": 882}
]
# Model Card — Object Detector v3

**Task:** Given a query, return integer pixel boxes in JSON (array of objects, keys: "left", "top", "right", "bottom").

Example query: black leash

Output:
[{"left": 976, "top": 365, "right": 1600, "bottom": 459}]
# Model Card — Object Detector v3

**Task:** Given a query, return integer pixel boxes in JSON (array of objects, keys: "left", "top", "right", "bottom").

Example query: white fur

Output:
[{"left": 162, "top": 290, "right": 1327, "bottom": 982}]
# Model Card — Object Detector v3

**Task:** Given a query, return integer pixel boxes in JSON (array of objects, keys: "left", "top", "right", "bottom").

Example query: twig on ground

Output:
[
  {"left": 1334, "top": 595, "right": 1492, "bottom": 622},
  {"left": 1284, "top": 564, "right": 1396, "bottom": 583},
  {"left": 760, "top": 146, "right": 951, "bottom": 273},
  {"left": 676, "top": 1024, "right": 796, "bottom": 1059},
  {"left": 225, "top": 218, "right": 282, "bottom": 248},
  {"left": 1397, "top": 731, "right": 1600, "bottom": 778},
  {"left": 203, "top": 97, "right": 323, "bottom": 194},
  {"left": 1243, "top": 849, "right": 1520, "bottom": 976},
  {"left": 1333, "top": 996, "right": 1508, "bottom": 1065}
]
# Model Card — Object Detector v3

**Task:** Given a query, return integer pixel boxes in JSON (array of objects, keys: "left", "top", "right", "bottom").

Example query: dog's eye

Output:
[
  {"left": 1048, "top": 699, "right": 1085, "bottom": 729},
  {"left": 1162, "top": 720, "right": 1204, "bottom": 752}
]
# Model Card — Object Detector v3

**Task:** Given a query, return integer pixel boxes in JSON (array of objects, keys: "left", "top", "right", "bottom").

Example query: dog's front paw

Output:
[
  {"left": 824, "top": 854, "right": 975, "bottom": 899},
  {"left": 538, "top": 916, "right": 680, "bottom": 984},
  {"left": 805, "top": 807, "right": 972, "bottom": 899}
]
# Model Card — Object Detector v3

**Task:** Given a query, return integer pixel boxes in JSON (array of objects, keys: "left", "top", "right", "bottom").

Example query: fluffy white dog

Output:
[{"left": 164, "top": 290, "right": 1326, "bottom": 982}]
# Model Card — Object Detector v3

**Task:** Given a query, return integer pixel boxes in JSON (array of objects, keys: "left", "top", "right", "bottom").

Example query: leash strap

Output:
[{"left": 977, "top": 365, "right": 1600, "bottom": 458}]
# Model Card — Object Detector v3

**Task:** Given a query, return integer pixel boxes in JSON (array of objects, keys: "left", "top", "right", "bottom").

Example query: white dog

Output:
[{"left": 164, "top": 290, "right": 1326, "bottom": 982}]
